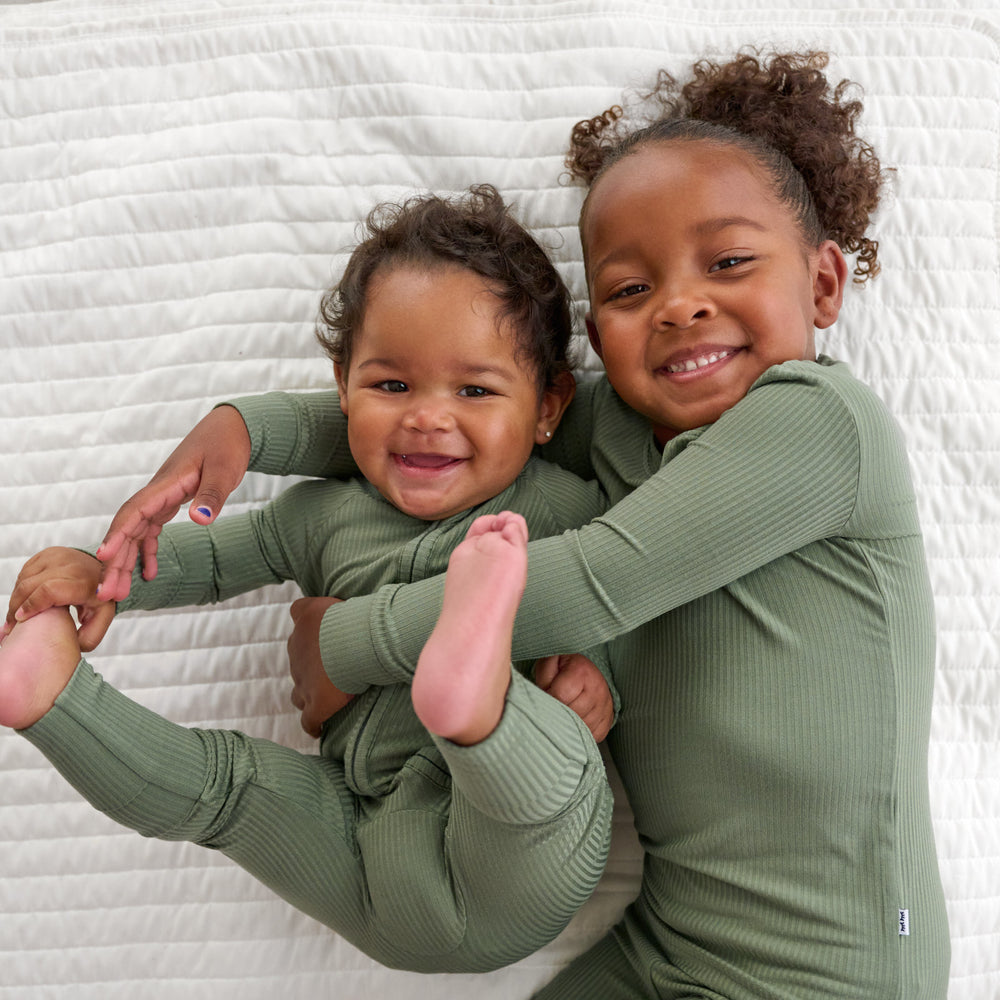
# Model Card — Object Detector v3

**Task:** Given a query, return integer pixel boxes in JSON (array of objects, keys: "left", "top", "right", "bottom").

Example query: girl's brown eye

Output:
[
  {"left": 611, "top": 283, "right": 648, "bottom": 300},
  {"left": 710, "top": 255, "right": 752, "bottom": 273}
]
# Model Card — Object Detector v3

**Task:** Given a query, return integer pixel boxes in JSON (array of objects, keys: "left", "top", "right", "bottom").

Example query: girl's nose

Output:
[{"left": 653, "top": 281, "right": 715, "bottom": 328}]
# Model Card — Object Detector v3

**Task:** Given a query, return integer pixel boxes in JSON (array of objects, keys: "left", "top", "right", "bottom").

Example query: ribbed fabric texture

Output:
[
  {"left": 235, "top": 357, "right": 950, "bottom": 998},
  {"left": 25, "top": 457, "right": 616, "bottom": 973}
]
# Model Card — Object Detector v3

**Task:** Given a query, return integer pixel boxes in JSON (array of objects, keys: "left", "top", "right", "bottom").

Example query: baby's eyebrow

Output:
[
  {"left": 354, "top": 358, "right": 519, "bottom": 382},
  {"left": 455, "top": 363, "right": 518, "bottom": 381}
]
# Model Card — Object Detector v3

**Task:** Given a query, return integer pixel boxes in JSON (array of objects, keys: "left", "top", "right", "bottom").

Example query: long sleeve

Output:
[
  {"left": 322, "top": 361, "right": 913, "bottom": 692},
  {"left": 118, "top": 486, "right": 316, "bottom": 613},
  {"left": 228, "top": 390, "right": 359, "bottom": 479}
]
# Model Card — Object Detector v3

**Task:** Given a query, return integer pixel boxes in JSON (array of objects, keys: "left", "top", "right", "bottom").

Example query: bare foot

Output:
[
  {"left": 0, "top": 607, "right": 80, "bottom": 730},
  {"left": 412, "top": 511, "right": 528, "bottom": 746}
]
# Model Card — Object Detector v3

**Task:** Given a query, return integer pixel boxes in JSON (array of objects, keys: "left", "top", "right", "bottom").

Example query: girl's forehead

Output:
[
  {"left": 582, "top": 141, "right": 786, "bottom": 243},
  {"left": 591, "top": 141, "right": 768, "bottom": 207}
]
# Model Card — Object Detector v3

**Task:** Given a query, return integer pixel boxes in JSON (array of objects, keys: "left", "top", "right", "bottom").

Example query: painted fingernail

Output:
[{"left": 196, "top": 507, "right": 213, "bottom": 518}]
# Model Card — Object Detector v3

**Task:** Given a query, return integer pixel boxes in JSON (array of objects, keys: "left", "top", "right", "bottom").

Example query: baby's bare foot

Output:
[
  {"left": 412, "top": 512, "right": 528, "bottom": 745},
  {"left": 0, "top": 607, "right": 80, "bottom": 730}
]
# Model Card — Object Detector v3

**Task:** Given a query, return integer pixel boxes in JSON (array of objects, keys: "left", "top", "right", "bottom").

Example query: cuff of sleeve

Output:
[
  {"left": 581, "top": 644, "right": 620, "bottom": 722},
  {"left": 113, "top": 528, "right": 211, "bottom": 613},
  {"left": 321, "top": 577, "right": 448, "bottom": 692},
  {"left": 320, "top": 592, "right": 385, "bottom": 693}
]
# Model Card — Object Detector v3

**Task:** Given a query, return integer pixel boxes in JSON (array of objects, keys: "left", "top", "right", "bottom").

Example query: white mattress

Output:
[{"left": 1, "top": 2, "right": 998, "bottom": 997}]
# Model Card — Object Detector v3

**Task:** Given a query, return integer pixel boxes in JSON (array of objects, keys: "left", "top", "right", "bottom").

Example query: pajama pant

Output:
[{"left": 23, "top": 658, "right": 612, "bottom": 973}]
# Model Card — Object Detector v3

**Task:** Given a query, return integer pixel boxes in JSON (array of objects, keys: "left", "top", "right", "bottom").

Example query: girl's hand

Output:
[
  {"left": 287, "top": 597, "right": 352, "bottom": 738},
  {"left": 95, "top": 405, "right": 252, "bottom": 602},
  {"left": 535, "top": 652, "right": 615, "bottom": 743},
  {"left": 3, "top": 547, "right": 116, "bottom": 651}
]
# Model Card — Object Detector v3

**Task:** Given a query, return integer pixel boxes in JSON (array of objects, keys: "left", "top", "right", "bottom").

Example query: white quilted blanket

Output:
[{"left": 1, "top": 2, "right": 998, "bottom": 997}]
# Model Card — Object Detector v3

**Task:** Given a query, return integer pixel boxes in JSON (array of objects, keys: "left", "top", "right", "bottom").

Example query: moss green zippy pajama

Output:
[{"left": 23, "top": 459, "right": 614, "bottom": 973}]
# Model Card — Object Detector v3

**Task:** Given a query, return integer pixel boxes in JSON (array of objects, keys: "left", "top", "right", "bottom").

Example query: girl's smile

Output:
[
  {"left": 582, "top": 141, "right": 847, "bottom": 444},
  {"left": 660, "top": 346, "right": 738, "bottom": 377}
]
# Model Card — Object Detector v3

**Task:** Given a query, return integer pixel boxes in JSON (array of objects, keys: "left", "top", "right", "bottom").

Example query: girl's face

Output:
[
  {"left": 583, "top": 141, "right": 847, "bottom": 444},
  {"left": 335, "top": 265, "right": 570, "bottom": 520}
]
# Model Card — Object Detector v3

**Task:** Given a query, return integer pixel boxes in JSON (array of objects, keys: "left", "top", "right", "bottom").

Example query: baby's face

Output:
[
  {"left": 583, "top": 141, "right": 843, "bottom": 444},
  {"left": 335, "top": 265, "right": 553, "bottom": 521}
]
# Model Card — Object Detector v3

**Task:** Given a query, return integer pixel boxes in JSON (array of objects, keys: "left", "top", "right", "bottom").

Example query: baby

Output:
[{"left": 1, "top": 185, "right": 615, "bottom": 974}]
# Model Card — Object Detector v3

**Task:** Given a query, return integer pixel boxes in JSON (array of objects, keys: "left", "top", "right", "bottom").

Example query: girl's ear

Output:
[
  {"left": 334, "top": 362, "right": 349, "bottom": 416},
  {"left": 812, "top": 240, "right": 849, "bottom": 330},
  {"left": 585, "top": 312, "right": 605, "bottom": 360},
  {"left": 534, "top": 370, "right": 576, "bottom": 444}
]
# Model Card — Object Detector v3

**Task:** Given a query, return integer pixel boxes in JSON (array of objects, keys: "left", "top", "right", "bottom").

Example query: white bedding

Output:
[{"left": 1, "top": 2, "right": 997, "bottom": 997}]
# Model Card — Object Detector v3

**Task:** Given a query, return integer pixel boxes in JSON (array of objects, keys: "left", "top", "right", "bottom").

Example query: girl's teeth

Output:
[{"left": 668, "top": 350, "right": 731, "bottom": 373}]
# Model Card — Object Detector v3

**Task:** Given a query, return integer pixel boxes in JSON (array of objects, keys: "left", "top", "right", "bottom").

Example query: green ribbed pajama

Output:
[
  {"left": 22, "top": 459, "right": 614, "bottom": 973},
  {"left": 229, "top": 357, "right": 950, "bottom": 998}
]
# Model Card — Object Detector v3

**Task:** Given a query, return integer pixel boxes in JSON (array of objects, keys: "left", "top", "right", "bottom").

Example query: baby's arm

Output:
[
  {"left": 3, "top": 547, "right": 115, "bottom": 651},
  {"left": 6, "top": 501, "right": 295, "bottom": 644}
]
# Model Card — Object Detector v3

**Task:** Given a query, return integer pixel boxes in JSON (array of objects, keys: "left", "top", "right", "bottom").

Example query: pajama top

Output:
[{"left": 231, "top": 355, "right": 950, "bottom": 999}]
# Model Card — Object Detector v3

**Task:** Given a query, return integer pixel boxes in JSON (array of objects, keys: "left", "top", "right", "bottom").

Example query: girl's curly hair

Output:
[
  {"left": 567, "top": 51, "right": 887, "bottom": 282},
  {"left": 317, "top": 184, "right": 575, "bottom": 388}
]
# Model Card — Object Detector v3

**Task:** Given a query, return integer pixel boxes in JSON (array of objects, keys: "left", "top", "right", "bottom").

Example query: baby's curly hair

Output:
[
  {"left": 317, "top": 184, "right": 574, "bottom": 389},
  {"left": 567, "top": 50, "right": 887, "bottom": 282}
]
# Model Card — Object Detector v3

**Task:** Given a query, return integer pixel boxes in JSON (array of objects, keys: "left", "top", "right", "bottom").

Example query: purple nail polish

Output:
[{"left": 196, "top": 506, "right": 212, "bottom": 518}]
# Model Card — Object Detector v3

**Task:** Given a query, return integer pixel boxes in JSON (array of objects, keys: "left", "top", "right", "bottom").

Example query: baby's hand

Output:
[
  {"left": 3, "top": 547, "right": 115, "bottom": 651},
  {"left": 534, "top": 653, "right": 614, "bottom": 744}
]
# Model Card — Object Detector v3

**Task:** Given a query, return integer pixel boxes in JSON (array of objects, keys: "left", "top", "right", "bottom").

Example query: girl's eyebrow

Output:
[
  {"left": 354, "top": 357, "right": 397, "bottom": 371},
  {"left": 694, "top": 216, "right": 768, "bottom": 236},
  {"left": 587, "top": 244, "right": 640, "bottom": 279}
]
